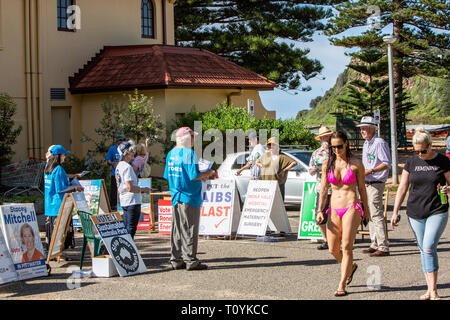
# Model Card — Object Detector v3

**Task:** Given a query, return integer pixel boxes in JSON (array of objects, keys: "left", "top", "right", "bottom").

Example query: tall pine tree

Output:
[
  {"left": 325, "top": 1, "right": 449, "bottom": 116},
  {"left": 175, "top": 0, "right": 337, "bottom": 91}
]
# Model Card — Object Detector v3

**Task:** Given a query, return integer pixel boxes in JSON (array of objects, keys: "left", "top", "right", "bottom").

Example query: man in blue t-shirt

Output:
[
  {"left": 106, "top": 134, "right": 126, "bottom": 210},
  {"left": 164, "top": 127, "right": 214, "bottom": 271}
]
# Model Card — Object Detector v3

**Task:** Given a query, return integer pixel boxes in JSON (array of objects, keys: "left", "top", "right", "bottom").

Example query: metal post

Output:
[{"left": 386, "top": 39, "right": 398, "bottom": 185}]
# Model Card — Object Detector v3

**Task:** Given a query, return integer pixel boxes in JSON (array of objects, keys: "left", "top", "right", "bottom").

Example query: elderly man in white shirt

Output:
[
  {"left": 357, "top": 116, "right": 392, "bottom": 257},
  {"left": 236, "top": 131, "right": 266, "bottom": 179}
]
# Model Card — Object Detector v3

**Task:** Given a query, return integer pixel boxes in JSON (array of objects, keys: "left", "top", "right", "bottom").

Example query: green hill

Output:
[{"left": 298, "top": 70, "right": 450, "bottom": 126}]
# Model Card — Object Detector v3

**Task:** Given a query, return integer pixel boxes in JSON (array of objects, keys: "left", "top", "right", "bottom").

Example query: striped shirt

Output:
[{"left": 362, "top": 135, "right": 391, "bottom": 183}]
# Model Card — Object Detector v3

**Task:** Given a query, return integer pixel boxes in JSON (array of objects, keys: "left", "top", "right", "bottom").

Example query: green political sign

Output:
[{"left": 297, "top": 181, "right": 324, "bottom": 240}]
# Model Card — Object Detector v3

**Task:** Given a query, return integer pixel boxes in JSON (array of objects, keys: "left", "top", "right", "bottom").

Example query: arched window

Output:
[{"left": 141, "top": 0, "right": 154, "bottom": 38}]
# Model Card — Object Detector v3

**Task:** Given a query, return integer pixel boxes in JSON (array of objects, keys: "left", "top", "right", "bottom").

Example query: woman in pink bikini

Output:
[{"left": 316, "top": 131, "right": 370, "bottom": 297}]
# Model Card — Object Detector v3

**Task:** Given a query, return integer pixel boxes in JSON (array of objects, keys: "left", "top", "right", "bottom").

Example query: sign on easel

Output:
[
  {"left": 0, "top": 226, "right": 17, "bottom": 284},
  {"left": 0, "top": 204, "right": 48, "bottom": 280},
  {"left": 297, "top": 182, "right": 324, "bottom": 240},
  {"left": 91, "top": 213, "right": 147, "bottom": 277},
  {"left": 46, "top": 192, "right": 90, "bottom": 263},
  {"left": 73, "top": 179, "right": 111, "bottom": 227},
  {"left": 237, "top": 180, "right": 291, "bottom": 237},
  {"left": 199, "top": 179, "right": 241, "bottom": 236}
]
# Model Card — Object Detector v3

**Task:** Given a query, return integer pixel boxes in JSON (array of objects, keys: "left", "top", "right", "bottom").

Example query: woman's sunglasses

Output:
[{"left": 331, "top": 144, "right": 345, "bottom": 150}]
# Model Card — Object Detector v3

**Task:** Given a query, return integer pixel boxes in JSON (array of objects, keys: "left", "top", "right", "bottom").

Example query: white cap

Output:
[{"left": 356, "top": 116, "right": 377, "bottom": 127}]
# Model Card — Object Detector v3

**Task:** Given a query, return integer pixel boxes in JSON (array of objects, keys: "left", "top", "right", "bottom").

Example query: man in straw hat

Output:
[
  {"left": 357, "top": 116, "right": 391, "bottom": 257},
  {"left": 309, "top": 125, "right": 333, "bottom": 250}
]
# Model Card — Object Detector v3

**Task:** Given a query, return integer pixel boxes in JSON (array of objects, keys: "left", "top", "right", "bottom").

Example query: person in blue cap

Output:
[
  {"left": 106, "top": 134, "right": 126, "bottom": 210},
  {"left": 44, "top": 145, "right": 84, "bottom": 258}
]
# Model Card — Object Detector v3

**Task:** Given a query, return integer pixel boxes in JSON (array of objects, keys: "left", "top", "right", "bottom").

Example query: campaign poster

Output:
[
  {"left": 0, "top": 204, "right": 48, "bottom": 280},
  {"left": 75, "top": 179, "right": 107, "bottom": 228},
  {"left": 199, "top": 179, "right": 240, "bottom": 236},
  {"left": 91, "top": 213, "right": 147, "bottom": 277},
  {"left": 237, "top": 180, "right": 277, "bottom": 236},
  {"left": 0, "top": 226, "right": 18, "bottom": 284},
  {"left": 298, "top": 182, "right": 323, "bottom": 239},
  {"left": 158, "top": 200, "right": 172, "bottom": 235},
  {"left": 117, "top": 179, "right": 153, "bottom": 230}
]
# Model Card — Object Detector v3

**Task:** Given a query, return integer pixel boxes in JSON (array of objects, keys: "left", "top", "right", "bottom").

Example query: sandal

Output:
[
  {"left": 346, "top": 263, "right": 358, "bottom": 285},
  {"left": 334, "top": 290, "right": 348, "bottom": 297},
  {"left": 420, "top": 293, "right": 430, "bottom": 300}
]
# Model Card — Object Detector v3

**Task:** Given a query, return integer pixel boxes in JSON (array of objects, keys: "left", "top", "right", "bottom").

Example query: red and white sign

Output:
[{"left": 158, "top": 200, "right": 173, "bottom": 235}]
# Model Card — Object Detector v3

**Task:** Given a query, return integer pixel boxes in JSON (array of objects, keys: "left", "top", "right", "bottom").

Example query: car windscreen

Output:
[
  {"left": 284, "top": 151, "right": 312, "bottom": 166},
  {"left": 231, "top": 153, "right": 249, "bottom": 169}
]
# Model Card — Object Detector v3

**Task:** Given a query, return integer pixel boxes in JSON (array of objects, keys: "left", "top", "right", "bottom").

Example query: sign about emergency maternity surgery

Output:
[
  {"left": 237, "top": 180, "right": 291, "bottom": 236},
  {"left": 0, "top": 204, "right": 48, "bottom": 280},
  {"left": 91, "top": 213, "right": 147, "bottom": 277},
  {"left": 199, "top": 179, "right": 241, "bottom": 236},
  {"left": 298, "top": 182, "right": 324, "bottom": 240}
]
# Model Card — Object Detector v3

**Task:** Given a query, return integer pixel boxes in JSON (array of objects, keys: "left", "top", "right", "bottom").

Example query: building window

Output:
[
  {"left": 57, "top": 0, "right": 75, "bottom": 32},
  {"left": 141, "top": 0, "right": 154, "bottom": 38}
]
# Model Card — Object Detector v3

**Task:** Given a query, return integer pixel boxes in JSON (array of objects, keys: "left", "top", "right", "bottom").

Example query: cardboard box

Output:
[{"left": 92, "top": 255, "right": 118, "bottom": 277}]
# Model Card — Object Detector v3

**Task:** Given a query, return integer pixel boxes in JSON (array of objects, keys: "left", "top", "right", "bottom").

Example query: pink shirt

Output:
[{"left": 132, "top": 152, "right": 149, "bottom": 171}]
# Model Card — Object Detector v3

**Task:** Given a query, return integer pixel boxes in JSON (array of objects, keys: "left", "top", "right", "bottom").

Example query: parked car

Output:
[{"left": 217, "top": 149, "right": 313, "bottom": 204}]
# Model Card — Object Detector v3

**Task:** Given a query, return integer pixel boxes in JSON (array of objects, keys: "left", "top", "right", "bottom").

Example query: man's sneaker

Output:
[
  {"left": 171, "top": 262, "right": 186, "bottom": 270},
  {"left": 317, "top": 242, "right": 328, "bottom": 250},
  {"left": 186, "top": 263, "right": 208, "bottom": 271}
]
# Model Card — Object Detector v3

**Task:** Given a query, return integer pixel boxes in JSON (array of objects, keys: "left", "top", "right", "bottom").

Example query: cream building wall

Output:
[{"left": 0, "top": 0, "right": 175, "bottom": 161}]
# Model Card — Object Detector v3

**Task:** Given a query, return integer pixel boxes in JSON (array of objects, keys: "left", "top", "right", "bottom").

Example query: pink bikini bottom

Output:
[{"left": 326, "top": 202, "right": 364, "bottom": 219}]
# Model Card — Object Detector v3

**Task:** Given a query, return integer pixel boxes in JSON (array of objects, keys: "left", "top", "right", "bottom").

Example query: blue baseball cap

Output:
[{"left": 50, "top": 145, "right": 71, "bottom": 155}]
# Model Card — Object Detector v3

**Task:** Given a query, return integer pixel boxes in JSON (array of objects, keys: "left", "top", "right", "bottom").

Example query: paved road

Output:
[{"left": 1, "top": 197, "right": 449, "bottom": 301}]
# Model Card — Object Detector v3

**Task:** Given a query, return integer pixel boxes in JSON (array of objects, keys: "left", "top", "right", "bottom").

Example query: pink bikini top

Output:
[{"left": 327, "top": 161, "right": 357, "bottom": 185}]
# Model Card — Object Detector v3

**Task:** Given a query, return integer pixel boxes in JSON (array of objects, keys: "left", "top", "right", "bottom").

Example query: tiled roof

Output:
[{"left": 69, "top": 45, "right": 277, "bottom": 93}]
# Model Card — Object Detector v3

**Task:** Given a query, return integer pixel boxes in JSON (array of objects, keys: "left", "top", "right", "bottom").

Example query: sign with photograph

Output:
[
  {"left": 0, "top": 204, "right": 48, "bottom": 280},
  {"left": 91, "top": 213, "right": 147, "bottom": 277},
  {"left": 199, "top": 179, "right": 241, "bottom": 236},
  {"left": 74, "top": 179, "right": 111, "bottom": 227}
]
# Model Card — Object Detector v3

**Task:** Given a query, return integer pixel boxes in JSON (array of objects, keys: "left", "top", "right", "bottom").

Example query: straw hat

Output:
[
  {"left": 266, "top": 137, "right": 279, "bottom": 146},
  {"left": 315, "top": 126, "right": 333, "bottom": 140}
]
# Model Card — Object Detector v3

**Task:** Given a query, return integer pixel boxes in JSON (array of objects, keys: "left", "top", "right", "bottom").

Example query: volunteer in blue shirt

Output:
[
  {"left": 44, "top": 145, "right": 84, "bottom": 257},
  {"left": 164, "top": 127, "right": 214, "bottom": 271},
  {"left": 106, "top": 134, "right": 126, "bottom": 210}
]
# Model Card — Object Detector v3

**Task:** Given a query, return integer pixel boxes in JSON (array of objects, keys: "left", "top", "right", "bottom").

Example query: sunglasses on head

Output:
[{"left": 331, "top": 144, "right": 344, "bottom": 150}]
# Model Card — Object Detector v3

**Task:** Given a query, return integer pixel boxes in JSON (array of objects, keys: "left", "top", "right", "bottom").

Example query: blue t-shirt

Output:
[
  {"left": 105, "top": 144, "right": 121, "bottom": 176},
  {"left": 44, "top": 165, "right": 70, "bottom": 217},
  {"left": 163, "top": 148, "right": 202, "bottom": 207}
]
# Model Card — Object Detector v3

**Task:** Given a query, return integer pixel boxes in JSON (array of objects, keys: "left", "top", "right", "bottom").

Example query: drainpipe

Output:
[
  {"left": 24, "top": 0, "right": 34, "bottom": 158},
  {"left": 30, "top": 0, "right": 39, "bottom": 158},
  {"left": 226, "top": 89, "right": 242, "bottom": 106},
  {"left": 162, "top": 0, "right": 167, "bottom": 45},
  {"left": 36, "top": 0, "right": 45, "bottom": 158}
]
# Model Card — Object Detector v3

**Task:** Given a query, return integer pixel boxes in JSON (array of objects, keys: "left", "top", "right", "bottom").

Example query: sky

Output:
[{"left": 259, "top": 33, "right": 352, "bottom": 120}]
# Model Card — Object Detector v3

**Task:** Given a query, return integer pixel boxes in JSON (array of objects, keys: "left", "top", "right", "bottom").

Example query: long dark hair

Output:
[
  {"left": 44, "top": 154, "right": 62, "bottom": 174},
  {"left": 326, "top": 131, "right": 352, "bottom": 176}
]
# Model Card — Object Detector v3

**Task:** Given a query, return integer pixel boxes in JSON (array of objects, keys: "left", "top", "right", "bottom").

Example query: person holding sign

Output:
[
  {"left": 236, "top": 132, "right": 266, "bottom": 179},
  {"left": 316, "top": 131, "right": 370, "bottom": 297},
  {"left": 309, "top": 126, "right": 333, "bottom": 250},
  {"left": 116, "top": 141, "right": 151, "bottom": 239},
  {"left": 256, "top": 137, "right": 296, "bottom": 201},
  {"left": 20, "top": 223, "right": 45, "bottom": 263},
  {"left": 44, "top": 145, "right": 84, "bottom": 257},
  {"left": 164, "top": 127, "right": 214, "bottom": 271}
]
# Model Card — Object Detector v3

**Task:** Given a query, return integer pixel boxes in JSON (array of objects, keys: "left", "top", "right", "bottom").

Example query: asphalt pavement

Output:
[{"left": 1, "top": 195, "right": 449, "bottom": 302}]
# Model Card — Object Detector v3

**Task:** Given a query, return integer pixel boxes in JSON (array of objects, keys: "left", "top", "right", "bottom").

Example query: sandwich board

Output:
[
  {"left": 0, "top": 226, "right": 18, "bottom": 284},
  {"left": 73, "top": 179, "right": 111, "bottom": 228},
  {"left": 199, "top": 179, "right": 241, "bottom": 236},
  {"left": 237, "top": 180, "right": 291, "bottom": 237},
  {"left": 0, "top": 203, "right": 48, "bottom": 280},
  {"left": 158, "top": 199, "right": 172, "bottom": 235},
  {"left": 46, "top": 192, "right": 90, "bottom": 263},
  {"left": 90, "top": 212, "right": 147, "bottom": 277},
  {"left": 297, "top": 182, "right": 324, "bottom": 240}
]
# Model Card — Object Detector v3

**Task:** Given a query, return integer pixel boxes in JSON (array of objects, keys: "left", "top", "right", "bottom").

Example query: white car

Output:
[{"left": 217, "top": 149, "right": 313, "bottom": 204}]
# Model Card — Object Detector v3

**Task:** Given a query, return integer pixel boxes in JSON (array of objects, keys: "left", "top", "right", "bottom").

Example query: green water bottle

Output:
[{"left": 439, "top": 185, "right": 448, "bottom": 205}]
